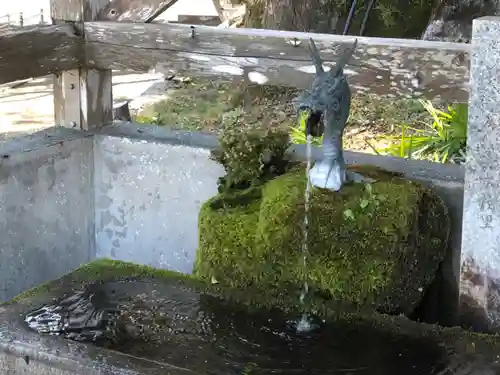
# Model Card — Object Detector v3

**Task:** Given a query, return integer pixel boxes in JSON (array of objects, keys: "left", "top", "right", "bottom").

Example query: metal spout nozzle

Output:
[{"left": 305, "top": 111, "right": 324, "bottom": 138}]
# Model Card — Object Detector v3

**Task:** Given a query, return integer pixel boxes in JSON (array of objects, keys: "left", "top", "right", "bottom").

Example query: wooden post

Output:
[{"left": 51, "top": 0, "right": 113, "bottom": 130}]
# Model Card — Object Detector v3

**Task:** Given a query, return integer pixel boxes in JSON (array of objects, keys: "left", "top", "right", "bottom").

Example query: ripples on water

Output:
[{"left": 25, "top": 279, "right": 448, "bottom": 375}]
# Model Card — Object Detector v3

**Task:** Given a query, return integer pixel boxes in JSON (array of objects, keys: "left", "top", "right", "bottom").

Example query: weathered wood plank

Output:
[
  {"left": 212, "top": 0, "right": 246, "bottom": 27},
  {"left": 212, "top": 0, "right": 225, "bottom": 21},
  {"left": 52, "top": 0, "right": 113, "bottom": 130},
  {"left": 99, "top": 0, "right": 180, "bottom": 22},
  {"left": 0, "top": 24, "right": 81, "bottom": 85},
  {"left": 176, "top": 15, "right": 221, "bottom": 26},
  {"left": 51, "top": 0, "right": 105, "bottom": 22},
  {"left": 53, "top": 69, "right": 82, "bottom": 128},
  {"left": 51, "top": 0, "right": 179, "bottom": 22},
  {"left": 84, "top": 22, "right": 470, "bottom": 102},
  {"left": 217, "top": 4, "right": 246, "bottom": 28},
  {"left": 80, "top": 68, "right": 113, "bottom": 129}
]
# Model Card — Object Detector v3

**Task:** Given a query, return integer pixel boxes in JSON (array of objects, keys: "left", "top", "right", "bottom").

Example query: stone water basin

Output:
[{"left": 1, "top": 259, "right": 499, "bottom": 374}]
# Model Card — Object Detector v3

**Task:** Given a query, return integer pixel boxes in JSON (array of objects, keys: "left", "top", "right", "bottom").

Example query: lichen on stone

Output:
[{"left": 195, "top": 163, "right": 450, "bottom": 316}]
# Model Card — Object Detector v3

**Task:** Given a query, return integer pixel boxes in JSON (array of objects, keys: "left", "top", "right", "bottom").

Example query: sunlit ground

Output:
[{"left": 0, "top": 71, "right": 168, "bottom": 138}]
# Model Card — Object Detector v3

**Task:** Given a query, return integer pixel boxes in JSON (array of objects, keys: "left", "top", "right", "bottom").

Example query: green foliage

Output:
[
  {"left": 211, "top": 126, "right": 292, "bottom": 193},
  {"left": 369, "top": 100, "right": 468, "bottom": 164},
  {"left": 195, "top": 165, "right": 450, "bottom": 315},
  {"left": 133, "top": 81, "right": 299, "bottom": 133},
  {"left": 342, "top": 182, "right": 388, "bottom": 222}
]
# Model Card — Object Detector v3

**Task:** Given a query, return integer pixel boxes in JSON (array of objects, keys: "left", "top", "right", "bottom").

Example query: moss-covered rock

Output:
[{"left": 195, "top": 165, "right": 450, "bottom": 316}]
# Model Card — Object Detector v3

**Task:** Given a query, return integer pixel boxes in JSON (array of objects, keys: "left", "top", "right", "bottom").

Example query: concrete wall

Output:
[
  {"left": 93, "top": 134, "right": 223, "bottom": 274},
  {"left": 0, "top": 128, "right": 94, "bottom": 302}
]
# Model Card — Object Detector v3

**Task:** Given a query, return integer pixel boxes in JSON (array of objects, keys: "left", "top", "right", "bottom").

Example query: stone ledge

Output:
[
  {"left": 94, "top": 121, "right": 464, "bottom": 184},
  {"left": 0, "top": 304, "right": 191, "bottom": 375},
  {"left": 0, "top": 127, "right": 90, "bottom": 156},
  {"left": 0, "top": 122, "right": 463, "bottom": 185}
]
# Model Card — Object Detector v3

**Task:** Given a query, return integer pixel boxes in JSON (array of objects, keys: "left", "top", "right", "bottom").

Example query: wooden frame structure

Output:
[
  {"left": 0, "top": 0, "right": 470, "bottom": 130},
  {"left": 5, "top": 0, "right": 500, "bottom": 334}
]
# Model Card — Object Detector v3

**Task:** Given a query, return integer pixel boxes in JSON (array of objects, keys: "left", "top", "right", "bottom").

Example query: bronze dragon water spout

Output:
[{"left": 293, "top": 38, "right": 372, "bottom": 191}]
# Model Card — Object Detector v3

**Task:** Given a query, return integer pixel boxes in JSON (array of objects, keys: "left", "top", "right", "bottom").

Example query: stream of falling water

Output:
[{"left": 296, "top": 134, "right": 314, "bottom": 333}]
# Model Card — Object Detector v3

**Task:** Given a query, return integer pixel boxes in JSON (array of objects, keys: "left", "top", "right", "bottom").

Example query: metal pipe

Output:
[
  {"left": 342, "top": 0, "right": 358, "bottom": 35},
  {"left": 359, "top": 0, "right": 376, "bottom": 36}
]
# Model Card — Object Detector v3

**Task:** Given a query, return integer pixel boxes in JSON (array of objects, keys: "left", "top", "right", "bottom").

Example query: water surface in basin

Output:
[{"left": 24, "top": 278, "right": 451, "bottom": 375}]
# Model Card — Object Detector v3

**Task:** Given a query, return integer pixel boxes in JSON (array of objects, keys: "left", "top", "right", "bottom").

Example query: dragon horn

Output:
[
  {"left": 308, "top": 38, "right": 324, "bottom": 75},
  {"left": 330, "top": 38, "right": 358, "bottom": 78}
]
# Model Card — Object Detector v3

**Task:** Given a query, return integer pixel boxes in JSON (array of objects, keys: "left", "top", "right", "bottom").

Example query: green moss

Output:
[
  {"left": 8, "top": 259, "right": 201, "bottom": 303},
  {"left": 195, "top": 165, "right": 450, "bottom": 315}
]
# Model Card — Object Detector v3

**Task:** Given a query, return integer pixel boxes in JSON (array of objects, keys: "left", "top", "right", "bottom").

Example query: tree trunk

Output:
[
  {"left": 422, "top": 0, "right": 500, "bottom": 43},
  {"left": 242, "top": 0, "right": 434, "bottom": 39},
  {"left": 244, "top": 0, "right": 344, "bottom": 32},
  {"left": 262, "top": 0, "right": 344, "bottom": 33}
]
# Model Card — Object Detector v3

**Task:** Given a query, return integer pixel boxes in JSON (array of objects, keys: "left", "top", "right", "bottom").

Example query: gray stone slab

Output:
[
  {"left": 0, "top": 298, "right": 190, "bottom": 374},
  {"left": 93, "top": 135, "right": 224, "bottom": 274},
  {"left": 0, "top": 126, "right": 92, "bottom": 155},
  {"left": 460, "top": 16, "right": 500, "bottom": 333},
  {"left": 2, "top": 260, "right": 500, "bottom": 375},
  {"left": 93, "top": 121, "right": 219, "bottom": 150},
  {"left": 96, "top": 121, "right": 465, "bottom": 184},
  {"left": 0, "top": 136, "right": 94, "bottom": 302}
]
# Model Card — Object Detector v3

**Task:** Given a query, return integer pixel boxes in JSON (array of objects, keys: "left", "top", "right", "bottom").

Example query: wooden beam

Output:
[
  {"left": 77, "top": 0, "right": 181, "bottom": 22},
  {"left": 53, "top": 69, "right": 82, "bottom": 129},
  {"left": 217, "top": 4, "right": 246, "bottom": 28},
  {"left": 175, "top": 15, "right": 221, "bottom": 26},
  {"left": 144, "top": 0, "right": 180, "bottom": 23},
  {"left": 51, "top": 0, "right": 113, "bottom": 130},
  {"left": 51, "top": 0, "right": 107, "bottom": 22},
  {"left": 50, "top": 0, "right": 180, "bottom": 22},
  {"left": 213, "top": 0, "right": 246, "bottom": 27},
  {"left": 83, "top": 21, "right": 471, "bottom": 102},
  {"left": 0, "top": 24, "right": 81, "bottom": 85},
  {"left": 212, "top": 0, "right": 226, "bottom": 21}
]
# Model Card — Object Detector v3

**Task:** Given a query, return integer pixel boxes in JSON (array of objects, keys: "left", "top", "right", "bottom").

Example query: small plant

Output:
[
  {"left": 367, "top": 100, "right": 468, "bottom": 164},
  {"left": 211, "top": 126, "right": 291, "bottom": 193},
  {"left": 343, "top": 183, "right": 387, "bottom": 222}
]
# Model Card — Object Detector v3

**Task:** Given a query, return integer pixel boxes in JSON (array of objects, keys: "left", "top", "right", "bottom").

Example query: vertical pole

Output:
[
  {"left": 51, "top": 0, "right": 113, "bottom": 130},
  {"left": 460, "top": 16, "right": 500, "bottom": 333},
  {"left": 19, "top": 12, "right": 23, "bottom": 27},
  {"left": 40, "top": 9, "right": 45, "bottom": 24}
]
